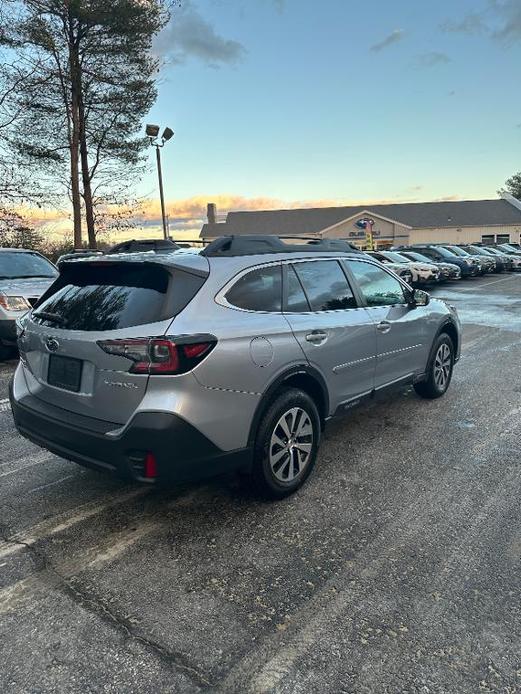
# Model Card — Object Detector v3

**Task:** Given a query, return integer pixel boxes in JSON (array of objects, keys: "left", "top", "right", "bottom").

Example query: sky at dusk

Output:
[{"left": 34, "top": 0, "right": 521, "bottom": 237}]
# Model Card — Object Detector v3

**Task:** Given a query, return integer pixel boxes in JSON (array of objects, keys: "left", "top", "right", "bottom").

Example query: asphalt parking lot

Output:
[{"left": 1, "top": 274, "right": 520, "bottom": 693}]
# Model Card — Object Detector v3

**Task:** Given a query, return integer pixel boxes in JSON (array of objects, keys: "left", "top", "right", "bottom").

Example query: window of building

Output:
[
  {"left": 293, "top": 260, "right": 357, "bottom": 311},
  {"left": 225, "top": 265, "right": 282, "bottom": 312},
  {"left": 346, "top": 260, "right": 407, "bottom": 307},
  {"left": 496, "top": 234, "right": 511, "bottom": 244},
  {"left": 481, "top": 235, "right": 495, "bottom": 245}
]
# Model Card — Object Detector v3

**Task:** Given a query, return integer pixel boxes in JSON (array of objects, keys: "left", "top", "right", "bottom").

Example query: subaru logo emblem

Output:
[{"left": 46, "top": 337, "right": 60, "bottom": 353}]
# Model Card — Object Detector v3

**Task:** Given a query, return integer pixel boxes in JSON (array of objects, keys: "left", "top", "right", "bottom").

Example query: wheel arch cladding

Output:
[
  {"left": 438, "top": 320, "right": 459, "bottom": 356},
  {"left": 247, "top": 366, "right": 329, "bottom": 447}
]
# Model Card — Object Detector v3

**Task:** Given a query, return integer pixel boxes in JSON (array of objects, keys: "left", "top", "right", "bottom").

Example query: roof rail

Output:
[{"left": 200, "top": 235, "right": 362, "bottom": 257}]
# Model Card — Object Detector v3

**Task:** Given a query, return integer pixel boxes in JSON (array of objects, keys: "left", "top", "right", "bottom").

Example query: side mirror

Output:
[{"left": 410, "top": 289, "right": 430, "bottom": 307}]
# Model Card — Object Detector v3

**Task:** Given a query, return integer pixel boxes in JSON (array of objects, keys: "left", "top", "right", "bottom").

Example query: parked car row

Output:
[
  {"left": 366, "top": 242, "right": 521, "bottom": 287},
  {"left": 1, "top": 237, "right": 520, "bottom": 363}
]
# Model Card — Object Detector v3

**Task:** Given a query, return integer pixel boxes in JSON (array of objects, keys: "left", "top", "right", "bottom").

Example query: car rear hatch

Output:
[{"left": 19, "top": 256, "right": 208, "bottom": 424}]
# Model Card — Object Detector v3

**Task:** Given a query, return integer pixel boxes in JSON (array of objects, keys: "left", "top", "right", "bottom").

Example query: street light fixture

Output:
[
  {"left": 145, "top": 123, "right": 160, "bottom": 138},
  {"left": 162, "top": 127, "right": 174, "bottom": 141},
  {"left": 146, "top": 123, "right": 174, "bottom": 240}
]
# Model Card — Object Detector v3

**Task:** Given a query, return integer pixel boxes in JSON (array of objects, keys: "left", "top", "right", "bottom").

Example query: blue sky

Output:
[{"left": 135, "top": 0, "right": 521, "bottom": 232}]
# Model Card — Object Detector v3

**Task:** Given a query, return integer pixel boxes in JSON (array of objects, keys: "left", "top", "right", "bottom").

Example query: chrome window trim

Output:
[{"left": 214, "top": 254, "right": 412, "bottom": 315}]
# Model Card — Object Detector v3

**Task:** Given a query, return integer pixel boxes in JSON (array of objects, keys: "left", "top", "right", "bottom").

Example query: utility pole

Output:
[{"left": 146, "top": 124, "right": 174, "bottom": 240}]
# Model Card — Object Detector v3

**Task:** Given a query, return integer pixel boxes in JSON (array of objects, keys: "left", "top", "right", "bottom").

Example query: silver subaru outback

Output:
[{"left": 10, "top": 236, "right": 461, "bottom": 499}]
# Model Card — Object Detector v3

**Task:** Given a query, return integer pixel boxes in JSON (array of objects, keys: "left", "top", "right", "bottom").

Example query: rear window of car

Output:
[
  {"left": 0, "top": 251, "right": 57, "bottom": 279},
  {"left": 225, "top": 265, "right": 282, "bottom": 312},
  {"left": 33, "top": 263, "right": 205, "bottom": 331}
]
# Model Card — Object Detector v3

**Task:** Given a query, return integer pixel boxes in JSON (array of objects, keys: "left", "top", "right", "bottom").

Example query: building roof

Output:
[{"left": 200, "top": 198, "right": 521, "bottom": 238}]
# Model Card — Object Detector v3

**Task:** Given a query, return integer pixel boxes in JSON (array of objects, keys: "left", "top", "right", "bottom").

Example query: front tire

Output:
[
  {"left": 251, "top": 388, "right": 321, "bottom": 499},
  {"left": 414, "top": 334, "right": 454, "bottom": 399}
]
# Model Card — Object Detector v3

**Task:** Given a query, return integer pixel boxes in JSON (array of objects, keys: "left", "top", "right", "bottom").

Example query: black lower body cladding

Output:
[{"left": 9, "top": 385, "right": 251, "bottom": 483}]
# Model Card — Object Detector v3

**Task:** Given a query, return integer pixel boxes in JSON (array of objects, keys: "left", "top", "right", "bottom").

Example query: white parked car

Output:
[{"left": 367, "top": 251, "right": 440, "bottom": 286}]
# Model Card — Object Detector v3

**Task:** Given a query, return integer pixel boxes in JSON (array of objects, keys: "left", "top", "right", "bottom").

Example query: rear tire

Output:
[
  {"left": 414, "top": 334, "right": 454, "bottom": 399},
  {"left": 250, "top": 388, "right": 321, "bottom": 499}
]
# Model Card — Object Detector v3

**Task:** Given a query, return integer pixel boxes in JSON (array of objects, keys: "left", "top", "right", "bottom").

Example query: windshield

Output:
[
  {"left": 444, "top": 246, "right": 468, "bottom": 257},
  {"left": 484, "top": 248, "right": 502, "bottom": 256},
  {"left": 381, "top": 251, "right": 409, "bottom": 263},
  {"left": 467, "top": 246, "right": 490, "bottom": 255},
  {"left": 434, "top": 247, "right": 458, "bottom": 259},
  {"left": 0, "top": 251, "right": 57, "bottom": 279},
  {"left": 403, "top": 251, "right": 435, "bottom": 264}
]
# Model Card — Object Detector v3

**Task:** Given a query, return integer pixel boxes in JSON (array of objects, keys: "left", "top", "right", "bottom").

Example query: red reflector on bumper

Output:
[{"left": 144, "top": 452, "right": 157, "bottom": 479}]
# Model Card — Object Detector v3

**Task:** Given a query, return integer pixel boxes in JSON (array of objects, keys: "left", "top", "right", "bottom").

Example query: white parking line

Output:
[
  {"left": 28, "top": 474, "right": 76, "bottom": 493},
  {"left": 0, "top": 451, "right": 52, "bottom": 477},
  {"left": 457, "top": 275, "right": 519, "bottom": 291},
  {"left": 0, "top": 487, "right": 149, "bottom": 560}
]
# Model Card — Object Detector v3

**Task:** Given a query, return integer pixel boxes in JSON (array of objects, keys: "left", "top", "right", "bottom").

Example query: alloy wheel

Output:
[
  {"left": 434, "top": 343, "right": 452, "bottom": 390},
  {"left": 269, "top": 407, "right": 314, "bottom": 482}
]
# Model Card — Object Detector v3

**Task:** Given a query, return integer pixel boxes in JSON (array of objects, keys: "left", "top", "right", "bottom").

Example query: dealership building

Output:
[{"left": 200, "top": 195, "right": 521, "bottom": 249}]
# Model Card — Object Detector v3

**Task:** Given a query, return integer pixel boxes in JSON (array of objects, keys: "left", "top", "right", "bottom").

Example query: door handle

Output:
[
  {"left": 376, "top": 321, "right": 391, "bottom": 334},
  {"left": 305, "top": 330, "right": 328, "bottom": 345}
]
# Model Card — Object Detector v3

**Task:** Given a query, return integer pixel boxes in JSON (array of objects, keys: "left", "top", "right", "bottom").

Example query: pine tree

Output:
[
  {"left": 499, "top": 172, "right": 521, "bottom": 200},
  {"left": 2, "top": 0, "right": 170, "bottom": 248}
]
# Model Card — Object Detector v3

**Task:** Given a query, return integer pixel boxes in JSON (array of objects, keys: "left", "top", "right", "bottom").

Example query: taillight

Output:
[{"left": 97, "top": 336, "right": 216, "bottom": 375}]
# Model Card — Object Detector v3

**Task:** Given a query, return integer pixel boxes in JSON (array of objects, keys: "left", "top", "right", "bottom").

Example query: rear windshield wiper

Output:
[
  {"left": 33, "top": 310, "right": 64, "bottom": 325},
  {"left": 15, "top": 274, "right": 57, "bottom": 279},
  {"left": 0, "top": 274, "right": 55, "bottom": 280}
]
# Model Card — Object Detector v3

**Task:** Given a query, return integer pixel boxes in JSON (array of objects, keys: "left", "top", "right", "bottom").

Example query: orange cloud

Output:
[{"left": 14, "top": 192, "right": 433, "bottom": 240}]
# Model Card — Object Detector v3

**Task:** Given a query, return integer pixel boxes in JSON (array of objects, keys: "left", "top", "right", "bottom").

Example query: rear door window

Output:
[
  {"left": 34, "top": 263, "right": 204, "bottom": 331},
  {"left": 293, "top": 260, "right": 357, "bottom": 311},
  {"left": 225, "top": 265, "right": 282, "bottom": 312}
]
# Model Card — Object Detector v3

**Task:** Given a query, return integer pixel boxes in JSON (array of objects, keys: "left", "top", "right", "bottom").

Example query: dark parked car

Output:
[
  {"left": 460, "top": 245, "right": 506, "bottom": 273},
  {"left": 408, "top": 245, "right": 479, "bottom": 277},
  {"left": 479, "top": 246, "right": 518, "bottom": 271},
  {"left": 437, "top": 246, "right": 484, "bottom": 274},
  {"left": 441, "top": 245, "right": 495, "bottom": 274}
]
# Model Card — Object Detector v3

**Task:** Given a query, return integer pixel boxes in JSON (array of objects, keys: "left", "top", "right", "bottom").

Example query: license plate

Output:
[{"left": 48, "top": 354, "right": 83, "bottom": 392}]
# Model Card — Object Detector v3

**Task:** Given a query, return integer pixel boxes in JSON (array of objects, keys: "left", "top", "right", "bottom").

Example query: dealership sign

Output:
[{"left": 350, "top": 218, "right": 378, "bottom": 248}]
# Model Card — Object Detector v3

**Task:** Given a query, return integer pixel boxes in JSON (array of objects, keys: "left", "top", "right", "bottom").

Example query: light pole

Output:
[{"left": 146, "top": 124, "right": 174, "bottom": 240}]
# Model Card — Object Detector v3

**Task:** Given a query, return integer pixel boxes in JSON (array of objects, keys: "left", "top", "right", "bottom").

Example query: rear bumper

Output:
[{"left": 9, "top": 383, "right": 252, "bottom": 484}]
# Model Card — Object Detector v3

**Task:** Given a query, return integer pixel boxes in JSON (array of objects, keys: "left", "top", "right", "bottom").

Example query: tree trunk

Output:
[
  {"left": 68, "top": 16, "right": 82, "bottom": 249},
  {"left": 78, "top": 90, "right": 96, "bottom": 249},
  {"left": 69, "top": 128, "right": 82, "bottom": 249}
]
